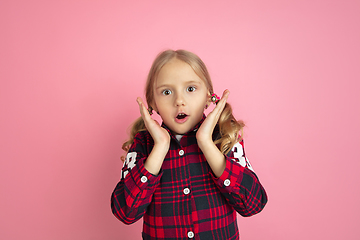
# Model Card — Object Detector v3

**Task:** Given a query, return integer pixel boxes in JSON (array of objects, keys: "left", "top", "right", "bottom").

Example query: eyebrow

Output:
[{"left": 156, "top": 80, "right": 201, "bottom": 89}]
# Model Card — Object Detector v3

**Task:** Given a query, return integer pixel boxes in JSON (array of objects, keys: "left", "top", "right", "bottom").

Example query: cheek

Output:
[
  {"left": 201, "top": 92, "right": 210, "bottom": 105},
  {"left": 197, "top": 97, "right": 208, "bottom": 110},
  {"left": 152, "top": 94, "right": 163, "bottom": 109},
  {"left": 153, "top": 97, "right": 170, "bottom": 113}
]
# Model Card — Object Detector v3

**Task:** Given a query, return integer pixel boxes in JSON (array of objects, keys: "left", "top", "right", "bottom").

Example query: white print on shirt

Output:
[
  {"left": 121, "top": 152, "right": 137, "bottom": 179},
  {"left": 232, "top": 142, "right": 254, "bottom": 172}
]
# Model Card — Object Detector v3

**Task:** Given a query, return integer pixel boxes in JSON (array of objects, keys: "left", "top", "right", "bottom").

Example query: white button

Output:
[
  {"left": 183, "top": 187, "right": 190, "bottom": 195},
  {"left": 187, "top": 231, "right": 194, "bottom": 238},
  {"left": 224, "top": 179, "right": 231, "bottom": 186},
  {"left": 141, "top": 176, "right": 148, "bottom": 183},
  {"left": 179, "top": 150, "right": 184, "bottom": 156}
]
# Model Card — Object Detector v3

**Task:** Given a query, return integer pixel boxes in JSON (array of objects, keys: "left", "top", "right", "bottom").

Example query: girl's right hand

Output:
[
  {"left": 137, "top": 97, "right": 169, "bottom": 175},
  {"left": 136, "top": 97, "right": 170, "bottom": 148}
]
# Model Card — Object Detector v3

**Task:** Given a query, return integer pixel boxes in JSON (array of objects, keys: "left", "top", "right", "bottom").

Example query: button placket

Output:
[{"left": 224, "top": 179, "right": 231, "bottom": 187}]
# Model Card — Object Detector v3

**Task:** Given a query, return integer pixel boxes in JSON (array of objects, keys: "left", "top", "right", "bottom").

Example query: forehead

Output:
[{"left": 156, "top": 58, "right": 203, "bottom": 86}]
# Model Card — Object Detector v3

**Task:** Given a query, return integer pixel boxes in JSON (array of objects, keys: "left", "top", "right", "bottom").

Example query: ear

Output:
[{"left": 205, "top": 91, "right": 212, "bottom": 109}]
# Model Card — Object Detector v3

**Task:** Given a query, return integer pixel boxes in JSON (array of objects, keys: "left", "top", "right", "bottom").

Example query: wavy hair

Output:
[{"left": 121, "top": 49, "right": 244, "bottom": 161}]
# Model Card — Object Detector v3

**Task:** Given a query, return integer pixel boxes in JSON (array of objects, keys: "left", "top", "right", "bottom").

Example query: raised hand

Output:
[
  {"left": 136, "top": 97, "right": 170, "bottom": 147},
  {"left": 196, "top": 90, "right": 229, "bottom": 145},
  {"left": 136, "top": 97, "right": 170, "bottom": 175},
  {"left": 196, "top": 90, "right": 229, "bottom": 177}
]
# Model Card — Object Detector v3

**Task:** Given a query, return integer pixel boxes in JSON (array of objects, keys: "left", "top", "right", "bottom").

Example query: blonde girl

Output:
[{"left": 111, "top": 49, "right": 267, "bottom": 240}]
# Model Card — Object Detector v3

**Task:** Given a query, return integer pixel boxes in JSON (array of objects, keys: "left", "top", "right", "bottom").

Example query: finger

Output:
[
  {"left": 212, "top": 90, "right": 229, "bottom": 118},
  {"left": 153, "top": 119, "right": 160, "bottom": 126},
  {"left": 219, "top": 89, "right": 229, "bottom": 106},
  {"left": 221, "top": 89, "right": 230, "bottom": 106},
  {"left": 136, "top": 97, "right": 145, "bottom": 117},
  {"left": 136, "top": 97, "right": 151, "bottom": 121}
]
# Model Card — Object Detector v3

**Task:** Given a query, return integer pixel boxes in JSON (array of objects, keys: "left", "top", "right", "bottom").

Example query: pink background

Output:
[{"left": 1, "top": 0, "right": 360, "bottom": 239}]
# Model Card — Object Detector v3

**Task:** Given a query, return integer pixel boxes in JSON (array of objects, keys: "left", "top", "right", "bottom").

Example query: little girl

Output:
[{"left": 111, "top": 49, "right": 267, "bottom": 240}]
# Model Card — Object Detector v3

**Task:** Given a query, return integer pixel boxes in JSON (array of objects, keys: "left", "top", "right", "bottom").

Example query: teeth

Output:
[{"left": 177, "top": 113, "right": 187, "bottom": 119}]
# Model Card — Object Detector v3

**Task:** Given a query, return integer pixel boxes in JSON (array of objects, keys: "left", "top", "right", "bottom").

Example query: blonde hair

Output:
[{"left": 121, "top": 49, "right": 244, "bottom": 161}]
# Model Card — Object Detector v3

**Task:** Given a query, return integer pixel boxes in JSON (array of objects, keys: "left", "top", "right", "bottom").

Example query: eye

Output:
[
  {"left": 162, "top": 89, "right": 172, "bottom": 95},
  {"left": 187, "top": 86, "right": 196, "bottom": 92}
]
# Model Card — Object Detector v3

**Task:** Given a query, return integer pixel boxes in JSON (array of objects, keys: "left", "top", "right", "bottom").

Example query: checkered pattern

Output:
[{"left": 111, "top": 117, "right": 267, "bottom": 239}]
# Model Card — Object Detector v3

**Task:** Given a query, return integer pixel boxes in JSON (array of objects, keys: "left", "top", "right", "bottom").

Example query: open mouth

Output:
[
  {"left": 175, "top": 113, "right": 188, "bottom": 123},
  {"left": 176, "top": 113, "right": 188, "bottom": 119}
]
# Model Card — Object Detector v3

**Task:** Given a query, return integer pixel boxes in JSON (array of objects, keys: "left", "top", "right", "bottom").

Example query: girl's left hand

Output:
[{"left": 196, "top": 90, "right": 229, "bottom": 145}]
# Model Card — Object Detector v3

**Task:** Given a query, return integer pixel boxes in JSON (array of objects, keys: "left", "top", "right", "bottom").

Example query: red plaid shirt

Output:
[{"left": 111, "top": 116, "right": 267, "bottom": 239}]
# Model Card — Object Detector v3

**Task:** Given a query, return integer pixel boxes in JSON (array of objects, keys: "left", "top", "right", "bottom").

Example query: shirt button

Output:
[
  {"left": 141, "top": 176, "right": 148, "bottom": 183},
  {"left": 224, "top": 179, "right": 231, "bottom": 186},
  {"left": 183, "top": 187, "right": 190, "bottom": 195},
  {"left": 187, "top": 231, "right": 194, "bottom": 238},
  {"left": 179, "top": 150, "right": 184, "bottom": 156}
]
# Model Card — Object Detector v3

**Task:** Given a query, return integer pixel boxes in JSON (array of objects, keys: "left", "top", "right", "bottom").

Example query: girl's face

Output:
[{"left": 153, "top": 58, "right": 210, "bottom": 135}]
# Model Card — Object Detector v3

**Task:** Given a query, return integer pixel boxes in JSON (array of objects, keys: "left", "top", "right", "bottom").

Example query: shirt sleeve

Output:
[
  {"left": 210, "top": 140, "right": 268, "bottom": 217},
  {"left": 111, "top": 132, "right": 163, "bottom": 224}
]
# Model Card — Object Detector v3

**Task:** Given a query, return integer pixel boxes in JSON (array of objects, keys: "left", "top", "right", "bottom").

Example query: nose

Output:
[{"left": 174, "top": 92, "right": 186, "bottom": 106}]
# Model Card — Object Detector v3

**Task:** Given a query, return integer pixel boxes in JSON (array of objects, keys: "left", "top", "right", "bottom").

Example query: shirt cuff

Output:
[
  {"left": 210, "top": 155, "right": 245, "bottom": 193},
  {"left": 129, "top": 158, "right": 163, "bottom": 191}
]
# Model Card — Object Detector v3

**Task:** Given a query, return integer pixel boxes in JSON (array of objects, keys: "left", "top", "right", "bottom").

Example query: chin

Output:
[{"left": 171, "top": 127, "right": 189, "bottom": 135}]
